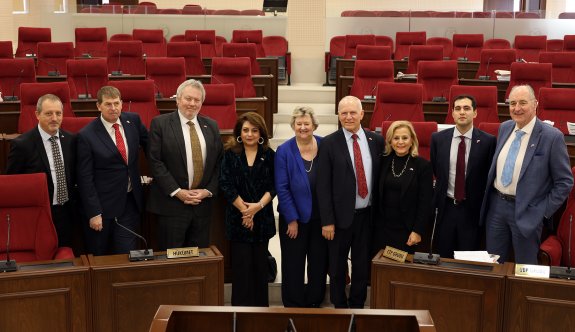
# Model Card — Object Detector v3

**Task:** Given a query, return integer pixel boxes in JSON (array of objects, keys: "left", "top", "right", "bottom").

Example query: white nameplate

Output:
[
  {"left": 515, "top": 264, "right": 550, "bottom": 278},
  {"left": 382, "top": 246, "right": 408, "bottom": 263},
  {"left": 167, "top": 247, "right": 199, "bottom": 259}
]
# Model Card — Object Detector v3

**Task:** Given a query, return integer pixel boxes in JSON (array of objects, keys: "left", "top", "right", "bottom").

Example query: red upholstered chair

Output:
[
  {"left": 394, "top": 31, "right": 426, "bottom": 60},
  {"left": 349, "top": 60, "right": 394, "bottom": 100},
  {"left": 375, "top": 35, "right": 394, "bottom": 54},
  {"left": 201, "top": 83, "right": 237, "bottom": 130},
  {"left": 417, "top": 60, "right": 458, "bottom": 102},
  {"left": 169, "top": 35, "right": 186, "bottom": 42},
  {"left": 15, "top": 27, "right": 51, "bottom": 57},
  {"left": 132, "top": 29, "right": 166, "bottom": 57},
  {"left": 406, "top": 45, "right": 443, "bottom": 74},
  {"left": 426, "top": 37, "right": 453, "bottom": 59},
  {"left": 185, "top": 30, "right": 217, "bottom": 58},
  {"left": 74, "top": 27, "right": 107, "bottom": 58},
  {"left": 451, "top": 34, "right": 484, "bottom": 61},
  {"left": 447, "top": 85, "right": 499, "bottom": 125},
  {"left": 215, "top": 36, "right": 227, "bottom": 57},
  {"left": 110, "top": 34, "right": 133, "bottom": 41},
  {"left": 380, "top": 121, "right": 437, "bottom": 160},
  {"left": 66, "top": 58, "right": 109, "bottom": 100},
  {"left": 167, "top": 41, "right": 205, "bottom": 75},
  {"left": 0, "top": 173, "right": 74, "bottom": 263},
  {"left": 222, "top": 43, "right": 261, "bottom": 75},
  {"left": 36, "top": 42, "right": 74, "bottom": 76},
  {"left": 107, "top": 40, "right": 145, "bottom": 75},
  {"left": 262, "top": 36, "right": 290, "bottom": 82},
  {"left": 108, "top": 80, "right": 159, "bottom": 128},
  {"left": 539, "top": 52, "right": 575, "bottom": 83},
  {"left": 475, "top": 49, "right": 517, "bottom": 80},
  {"left": 514, "top": 35, "right": 547, "bottom": 62},
  {"left": 477, "top": 122, "right": 501, "bottom": 137},
  {"left": 232, "top": 30, "right": 265, "bottom": 57},
  {"left": 370, "top": 82, "right": 424, "bottom": 130},
  {"left": 157, "top": 8, "right": 182, "bottom": 14},
  {"left": 60, "top": 117, "right": 95, "bottom": 133},
  {"left": 213, "top": 9, "right": 240, "bottom": 15},
  {"left": 515, "top": 11, "right": 540, "bottom": 18},
  {"left": 240, "top": 9, "right": 265, "bottom": 16},
  {"left": 326, "top": 36, "right": 345, "bottom": 82},
  {"left": 547, "top": 39, "right": 564, "bottom": 52},
  {"left": 539, "top": 167, "right": 575, "bottom": 267},
  {"left": 0, "top": 58, "right": 36, "bottom": 101},
  {"left": 472, "top": 11, "right": 493, "bottom": 18},
  {"left": 564, "top": 35, "right": 575, "bottom": 52},
  {"left": 355, "top": 45, "right": 391, "bottom": 60},
  {"left": 537, "top": 87, "right": 575, "bottom": 135},
  {"left": 559, "top": 12, "right": 575, "bottom": 19},
  {"left": 211, "top": 57, "right": 256, "bottom": 98},
  {"left": 0, "top": 41, "right": 13, "bottom": 58},
  {"left": 131, "top": 4, "right": 157, "bottom": 14},
  {"left": 343, "top": 35, "right": 376, "bottom": 59},
  {"left": 505, "top": 62, "right": 552, "bottom": 99},
  {"left": 484, "top": 38, "right": 511, "bottom": 50},
  {"left": 495, "top": 11, "right": 514, "bottom": 18},
  {"left": 145, "top": 57, "right": 186, "bottom": 98},
  {"left": 100, "top": 4, "right": 123, "bottom": 13},
  {"left": 18, "top": 82, "right": 75, "bottom": 133},
  {"left": 182, "top": 5, "right": 204, "bottom": 15}
]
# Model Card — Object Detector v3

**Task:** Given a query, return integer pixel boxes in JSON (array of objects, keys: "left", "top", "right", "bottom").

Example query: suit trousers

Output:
[
  {"left": 230, "top": 240, "right": 269, "bottom": 307},
  {"left": 156, "top": 207, "right": 211, "bottom": 250},
  {"left": 51, "top": 202, "right": 74, "bottom": 249},
  {"left": 436, "top": 198, "right": 481, "bottom": 258}
]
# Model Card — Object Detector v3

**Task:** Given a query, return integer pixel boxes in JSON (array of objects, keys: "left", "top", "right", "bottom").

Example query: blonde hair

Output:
[
  {"left": 290, "top": 106, "right": 319, "bottom": 130},
  {"left": 383, "top": 120, "right": 419, "bottom": 157}
]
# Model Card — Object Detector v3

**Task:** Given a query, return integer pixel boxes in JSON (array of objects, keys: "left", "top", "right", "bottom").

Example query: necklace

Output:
[
  {"left": 391, "top": 155, "right": 410, "bottom": 177},
  {"left": 304, "top": 158, "right": 314, "bottom": 173}
]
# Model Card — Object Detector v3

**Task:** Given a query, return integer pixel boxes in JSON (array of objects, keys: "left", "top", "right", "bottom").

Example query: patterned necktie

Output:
[
  {"left": 188, "top": 121, "right": 204, "bottom": 189},
  {"left": 454, "top": 135, "right": 466, "bottom": 201},
  {"left": 352, "top": 134, "right": 368, "bottom": 198},
  {"left": 49, "top": 136, "right": 68, "bottom": 205},
  {"left": 112, "top": 123, "right": 128, "bottom": 164},
  {"left": 501, "top": 130, "right": 526, "bottom": 187}
]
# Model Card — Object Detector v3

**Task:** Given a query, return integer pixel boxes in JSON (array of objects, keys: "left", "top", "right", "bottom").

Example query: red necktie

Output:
[
  {"left": 352, "top": 134, "right": 368, "bottom": 199},
  {"left": 113, "top": 123, "right": 128, "bottom": 164},
  {"left": 454, "top": 135, "right": 466, "bottom": 201}
]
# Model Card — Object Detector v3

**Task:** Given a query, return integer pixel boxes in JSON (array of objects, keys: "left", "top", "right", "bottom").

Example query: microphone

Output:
[
  {"left": 0, "top": 213, "right": 18, "bottom": 272},
  {"left": 37, "top": 57, "right": 61, "bottom": 76},
  {"left": 111, "top": 50, "right": 123, "bottom": 76},
  {"left": 550, "top": 214, "right": 574, "bottom": 279},
  {"left": 147, "top": 78, "right": 163, "bottom": 99},
  {"left": 364, "top": 85, "right": 377, "bottom": 100},
  {"left": 478, "top": 57, "right": 492, "bottom": 80},
  {"left": 458, "top": 44, "right": 469, "bottom": 61},
  {"left": 347, "top": 313, "right": 356, "bottom": 332},
  {"left": 413, "top": 208, "right": 440, "bottom": 265},
  {"left": 18, "top": 48, "right": 36, "bottom": 57},
  {"left": 4, "top": 69, "right": 25, "bottom": 101},
  {"left": 285, "top": 318, "right": 297, "bottom": 332},
  {"left": 114, "top": 218, "right": 154, "bottom": 261},
  {"left": 78, "top": 73, "right": 92, "bottom": 99},
  {"left": 431, "top": 90, "right": 447, "bottom": 103}
]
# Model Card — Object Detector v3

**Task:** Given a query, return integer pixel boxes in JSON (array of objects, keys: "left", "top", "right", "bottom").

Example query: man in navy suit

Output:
[
  {"left": 317, "top": 95, "right": 384, "bottom": 308},
  {"left": 430, "top": 95, "right": 496, "bottom": 258},
  {"left": 480, "top": 85, "right": 573, "bottom": 264},
  {"left": 77, "top": 86, "right": 148, "bottom": 255}
]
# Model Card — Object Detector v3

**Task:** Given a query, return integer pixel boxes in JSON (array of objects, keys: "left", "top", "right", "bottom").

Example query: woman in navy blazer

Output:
[{"left": 275, "top": 106, "right": 327, "bottom": 307}]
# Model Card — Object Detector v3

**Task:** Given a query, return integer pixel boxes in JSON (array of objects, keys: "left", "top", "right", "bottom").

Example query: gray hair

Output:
[
  {"left": 176, "top": 79, "right": 206, "bottom": 102},
  {"left": 509, "top": 84, "right": 536, "bottom": 100},
  {"left": 36, "top": 94, "right": 63, "bottom": 114},
  {"left": 338, "top": 95, "right": 362, "bottom": 113},
  {"left": 290, "top": 106, "right": 319, "bottom": 130}
]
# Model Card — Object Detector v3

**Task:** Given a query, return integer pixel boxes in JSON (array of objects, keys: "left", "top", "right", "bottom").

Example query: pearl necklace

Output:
[
  {"left": 391, "top": 155, "right": 410, "bottom": 178},
  {"left": 304, "top": 158, "right": 314, "bottom": 173}
]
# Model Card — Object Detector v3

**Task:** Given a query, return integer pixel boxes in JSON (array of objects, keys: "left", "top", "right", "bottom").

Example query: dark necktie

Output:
[
  {"left": 454, "top": 135, "right": 466, "bottom": 201},
  {"left": 113, "top": 123, "right": 128, "bottom": 164},
  {"left": 352, "top": 134, "right": 368, "bottom": 198},
  {"left": 49, "top": 136, "right": 68, "bottom": 205},
  {"left": 187, "top": 120, "right": 204, "bottom": 189}
]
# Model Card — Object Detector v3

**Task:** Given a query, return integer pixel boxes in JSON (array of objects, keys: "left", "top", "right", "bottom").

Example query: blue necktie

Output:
[{"left": 501, "top": 130, "right": 526, "bottom": 187}]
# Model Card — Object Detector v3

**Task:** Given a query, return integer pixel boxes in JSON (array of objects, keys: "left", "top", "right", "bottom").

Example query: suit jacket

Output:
[
  {"left": 480, "top": 118, "right": 573, "bottom": 237},
  {"left": 6, "top": 126, "right": 76, "bottom": 203},
  {"left": 430, "top": 127, "right": 496, "bottom": 224},
  {"left": 147, "top": 111, "right": 223, "bottom": 217},
  {"left": 76, "top": 112, "right": 148, "bottom": 219},
  {"left": 316, "top": 128, "right": 384, "bottom": 229}
]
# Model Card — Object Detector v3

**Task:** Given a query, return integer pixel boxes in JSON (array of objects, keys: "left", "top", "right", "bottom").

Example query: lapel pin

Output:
[
  {"left": 409, "top": 168, "right": 414, "bottom": 171},
  {"left": 203, "top": 125, "right": 207, "bottom": 128},
  {"left": 260, "top": 157, "right": 265, "bottom": 161},
  {"left": 368, "top": 137, "right": 373, "bottom": 141},
  {"left": 126, "top": 120, "right": 131, "bottom": 124},
  {"left": 476, "top": 139, "right": 480, "bottom": 143},
  {"left": 530, "top": 144, "right": 535, "bottom": 147}
]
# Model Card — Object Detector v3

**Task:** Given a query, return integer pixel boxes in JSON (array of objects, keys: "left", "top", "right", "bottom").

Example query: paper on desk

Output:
[
  {"left": 454, "top": 251, "right": 500, "bottom": 263},
  {"left": 396, "top": 71, "right": 417, "bottom": 79},
  {"left": 567, "top": 122, "right": 575, "bottom": 135}
]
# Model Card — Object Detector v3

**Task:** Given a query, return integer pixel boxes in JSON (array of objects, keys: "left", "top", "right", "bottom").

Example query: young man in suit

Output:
[
  {"left": 317, "top": 95, "right": 384, "bottom": 308},
  {"left": 6, "top": 94, "right": 76, "bottom": 249},
  {"left": 76, "top": 86, "right": 148, "bottom": 255},
  {"left": 147, "top": 79, "right": 223, "bottom": 250},
  {"left": 480, "top": 85, "right": 573, "bottom": 264},
  {"left": 430, "top": 95, "right": 496, "bottom": 258}
]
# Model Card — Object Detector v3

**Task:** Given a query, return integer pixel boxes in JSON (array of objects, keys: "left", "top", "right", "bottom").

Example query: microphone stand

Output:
[
  {"left": 413, "top": 208, "right": 441, "bottom": 265},
  {"left": 478, "top": 57, "right": 492, "bottom": 80},
  {"left": 550, "top": 215, "right": 573, "bottom": 279},
  {"left": 115, "top": 218, "right": 154, "bottom": 261},
  {"left": 0, "top": 214, "right": 18, "bottom": 272}
]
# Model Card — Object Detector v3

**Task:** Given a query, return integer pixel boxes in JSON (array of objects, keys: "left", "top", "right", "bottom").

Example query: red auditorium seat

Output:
[
  {"left": 475, "top": 49, "right": 517, "bottom": 80},
  {"left": 375, "top": 35, "right": 394, "bottom": 54},
  {"left": 132, "top": 29, "right": 167, "bottom": 57},
  {"left": 395, "top": 31, "right": 426, "bottom": 60},
  {"left": 343, "top": 35, "right": 376, "bottom": 59},
  {"left": 66, "top": 58, "right": 109, "bottom": 100},
  {"left": 426, "top": 37, "right": 453, "bottom": 59},
  {"left": 0, "top": 58, "right": 36, "bottom": 101},
  {"left": 158, "top": 8, "right": 182, "bottom": 14},
  {"left": 326, "top": 36, "right": 345, "bottom": 83},
  {"left": 355, "top": 45, "right": 391, "bottom": 60},
  {"left": 15, "top": 27, "right": 51, "bottom": 57},
  {"left": 169, "top": 35, "right": 186, "bottom": 42},
  {"left": 563, "top": 35, "right": 575, "bottom": 52},
  {"left": 110, "top": 34, "right": 133, "bottom": 41},
  {"left": 406, "top": 45, "right": 443, "bottom": 74},
  {"left": 215, "top": 36, "right": 227, "bottom": 57},
  {"left": 166, "top": 41, "right": 205, "bottom": 75},
  {"left": 145, "top": 57, "right": 186, "bottom": 98},
  {"left": 100, "top": 4, "right": 123, "bottom": 13},
  {"left": 108, "top": 80, "right": 159, "bottom": 128},
  {"left": 537, "top": 87, "right": 575, "bottom": 135},
  {"left": 505, "top": 62, "right": 552, "bottom": 99},
  {"left": 74, "top": 27, "right": 107, "bottom": 57},
  {"left": 381, "top": 121, "right": 437, "bottom": 160},
  {"left": 36, "top": 42, "right": 74, "bottom": 76},
  {"left": 559, "top": 12, "right": 575, "bottom": 19},
  {"left": 370, "top": 82, "right": 424, "bottom": 130},
  {"left": 232, "top": 30, "right": 265, "bottom": 57},
  {"left": 472, "top": 11, "right": 493, "bottom": 18},
  {"left": 185, "top": 30, "right": 217, "bottom": 58},
  {"left": 349, "top": 60, "right": 394, "bottom": 100},
  {"left": 211, "top": 57, "right": 256, "bottom": 98},
  {"left": 515, "top": 11, "right": 540, "bottom": 18},
  {"left": 222, "top": 43, "right": 261, "bottom": 75},
  {"left": 451, "top": 34, "right": 484, "bottom": 61},
  {"left": 514, "top": 35, "right": 547, "bottom": 62},
  {"left": 417, "top": 60, "right": 458, "bottom": 102},
  {"left": 0, "top": 173, "right": 74, "bottom": 263},
  {"left": 539, "top": 52, "right": 575, "bottom": 83},
  {"left": 447, "top": 85, "right": 499, "bottom": 125},
  {"left": 495, "top": 11, "right": 514, "bottom": 18},
  {"left": 0, "top": 41, "right": 13, "bottom": 58},
  {"left": 212, "top": 9, "right": 241, "bottom": 15},
  {"left": 107, "top": 40, "right": 145, "bottom": 75},
  {"left": 182, "top": 5, "right": 204, "bottom": 15},
  {"left": 262, "top": 36, "right": 290, "bottom": 82},
  {"left": 484, "top": 38, "right": 511, "bottom": 49},
  {"left": 201, "top": 83, "right": 237, "bottom": 130},
  {"left": 547, "top": 39, "right": 564, "bottom": 52},
  {"left": 477, "top": 122, "right": 501, "bottom": 137}
]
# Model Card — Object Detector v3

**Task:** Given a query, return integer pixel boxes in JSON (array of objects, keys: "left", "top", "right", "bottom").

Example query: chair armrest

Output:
[
  {"left": 539, "top": 235, "right": 562, "bottom": 266},
  {"left": 54, "top": 247, "right": 75, "bottom": 260}
]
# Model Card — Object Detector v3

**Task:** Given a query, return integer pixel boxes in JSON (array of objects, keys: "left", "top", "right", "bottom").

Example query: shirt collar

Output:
[
  {"left": 453, "top": 126, "right": 473, "bottom": 140},
  {"left": 342, "top": 126, "right": 365, "bottom": 141},
  {"left": 514, "top": 116, "right": 536, "bottom": 135},
  {"left": 100, "top": 115, "right": 122, "bottom": 132},
  {"left": 178, "top": 110, "right": 199, "bottom": 127},
  {"left": 37, "top": 124, "right": 59, "bottom": 141}
]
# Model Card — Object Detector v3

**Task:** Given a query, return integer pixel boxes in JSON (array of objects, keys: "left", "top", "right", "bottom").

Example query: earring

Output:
[
  {"left": 236, "top": 136, "right": 243, "bottom": 143},
  {"left": 258, "top": 137, "right": 265, "bottom": 145}
]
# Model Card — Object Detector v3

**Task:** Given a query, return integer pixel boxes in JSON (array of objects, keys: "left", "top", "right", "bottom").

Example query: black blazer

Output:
[
  {"left": 316, "top": 128, "right": 384, "bottom": 229},
  {"left": 430, "top": 127, "right": 496, "bottom": 224}
]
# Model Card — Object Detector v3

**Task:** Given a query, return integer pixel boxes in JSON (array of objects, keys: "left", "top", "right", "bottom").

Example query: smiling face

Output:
[
  {"left": 176, "top": 85, "right": 203, "bottom": 120},
  {"left": 390, "top": 126, "right": 413, "bottom": 157},
  {"left": 240, "top": 120, "right": 261, "bottom": 148},
  {"left": 97, "top": 96, "right": 122, "bottom": 123},
  {"left": 508, "top": 86, "right": 537, "bottom": 129},
  {"left": 292, "top": 114, "right": 315, "bottom": 140},
  {"left": 452, "top": 97, "right": 477, "bottom": 132},
  {"left": 36, "top": 99, "right": 63, "bottom": 136},
  {"left": 338, "top": 96, "right": 364, "bottom": 133}
]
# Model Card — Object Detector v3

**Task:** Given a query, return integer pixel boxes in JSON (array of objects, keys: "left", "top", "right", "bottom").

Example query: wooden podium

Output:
[
  {"left": 371, "top": 251, "right": 512, "bottom": 332},
  {"left": 149, "top": 305, "right": 437, "bottom": 332},
  {"left": 88, "top": 246, "right": 224, "bottom": 332}
]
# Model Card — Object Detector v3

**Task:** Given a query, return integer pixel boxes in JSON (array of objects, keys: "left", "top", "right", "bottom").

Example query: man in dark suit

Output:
[
  {"left": 430, "top": 95, "right": 496, "bottom": 258},
  {"left": 317, "top": 95, "right": 384, "bottom": 308},
  {"left": 76, "top": 86, "right": 148, "bottom": 255},
  {"left": 147, "top": 79, "right": 223, "bottom": 250},
  {"left": 480, "top": 85, "right": 573, "bottom": 264},
  {"left": 6, "top": 94, "right": 76, "bottom": 249}
]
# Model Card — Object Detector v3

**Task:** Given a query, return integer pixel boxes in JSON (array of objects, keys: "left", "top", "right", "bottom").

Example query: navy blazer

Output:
[{"left": 275, "top": 135, "right": 321, "bottom": 224}]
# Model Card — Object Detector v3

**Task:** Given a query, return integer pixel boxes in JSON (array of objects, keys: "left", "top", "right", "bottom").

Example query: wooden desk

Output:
[
  {"left": 0, "top": 257, "right": 92, "bottom": 332},
  {"left": 149, "top": 305, "right": 437, "bottom": 332},
  {"left": 88, "top": 246, "right": 223, "bottom": 332},
  {"left": 371, "top": 251, "right": 512, "bottom": 332}
]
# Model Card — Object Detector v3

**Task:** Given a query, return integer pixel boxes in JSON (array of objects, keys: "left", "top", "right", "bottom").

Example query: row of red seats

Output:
[
  {"left": 79, "top": 4, "right": 265, "bottom": 16},
  {"left": 340, "top": 10, "right": 575, "bottom": 19}
]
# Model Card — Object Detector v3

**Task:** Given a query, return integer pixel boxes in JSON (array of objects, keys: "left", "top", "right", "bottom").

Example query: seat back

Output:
[
  {"left": 110, "top": 34, "right": 133, "bottom": 41},
  {"left": 426, "top": 37, "right": 453, "bottom": 59},
  {"left": 406, "top": 45, "right": 443, "bottom": 74},
  {"left": 211, "top": 57, "right": 256, "bottom": 98},
  {"left": 564, "top": 35, "right": 575, "bottom": 52},
  {"left": 185, "top": 30, "right": 217, "bottom": 58},
  {"left": 222, "top": 43, "right": 261, "bottom": 75},
  {"left": 16, "top": 27, "right": 51, "bottom": 57},
  {"left": 231, "top": 30, "right": 265, "bottom": 57},
  {"left": 556, "top": 167, "right": 575, "bottom": 267},
  {"left": 394, "top": 31, "right": 426, "bottom": 60},
  {"left": 371, "top": 82, "right": 424, "bottom": 130},
  {"left": 182, "top": 4, "right": 204, "bottom": 15},
  {"left": 169, "top": 35, "right": 186, "bottom": 42},
  {"left": 100, "top": 4, "right": 123, "bottom": 13},
  {"left": 375, "top": 35, "right": 394, "bottom": 54},
  {"left": 539, "top": 52, "right": 575, "bottom": 83},
  {"left": 66, "top": 58, "right": 109, "bottom": 100},
  {"left": 349, "top": 60, "right": 394, "bottom": 99},
  {"left": 167, "top": 41, "right": 205, "bottom": 75},
  {"left": 506, "top": 62, "right": 552, "bottom": 99},
  {"left": 74, "top": 27, "right": 107, "bottom": 57},
  {"left": 36, "top": 42, "right": 74, "bottom": 75},
  {"left": 547, "top": 39, "right": 564, "bottom": 52},
  {"left": 484, "top": 38, "right": 511, "bottom": 50},
  {"left": 477, "top": 122, "right": 501, "bottom": 137},
  {"left": 108, "top": 80, "right": 159, "bottom": 128},
  {"left": 107, "top": 40, "right": 145, "bottom": 75},
  {"left": 262, "top": 36, "right": 290, "bottom": 80},
  {"left": 417, "top": 60, "right": 458, "bottom": 101},
  {"left": 447, "top": 85, "right": 499, "bottom": 125},
  {"left": 215, "top": 36, "right": 227, "bottom": 57},
  {"left": 475, "top": 49, "right": 517, "bottom": 80},
  {"left": 344, "top": 34, "right": 376, "bottom": 59},
  {"left": 0, "top": 41, "right": 13, "bottom": 59},
  {"left": 201, "top": 83, "right": 237, "bottom": 130},
  {"left": 514, "top": 35, "right": 547, "bottom": 62},
  {"left": 18, "top": 82, "right": 74, "bottom": 133},
  {"left": 538, "top": 87, "right": 575, "bottom": 134},
  {"left": 355, "top": 45, "right": 391, "bottom": 60},
  {"left": 132, "top": 29, "right": 167, "bottom": 57},
  {"left": 381, "top": 121, "right": 437, "bottom": 160},
  {"left": 145, "top": 57, "right": 186, "bottom": 98},
  {"left": 327, "top": 36, "right": 345, "bottom": 79},
  {"left": 0, "top": 58, "right": 36, "bottom": 100},
  {"left": 452, "top": 34, "right": 484, "bottom": 61}
]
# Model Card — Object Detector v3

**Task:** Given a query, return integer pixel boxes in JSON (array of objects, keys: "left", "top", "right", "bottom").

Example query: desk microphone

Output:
[
  {"left": 0, "top": 213, "right": 18, "bottom": 272},
  {"left": 347, "top": 313, "right": 356, "bottom": 332},
  {"left": 148, "top": 78, "right": 163, "bottom": 99},
  {"left": 431, "top": 90, "right": 447, "bottom": 103},
  {"left": 78, "top": 73, "right": 92, "bottom": 99},
  {"left": 111, "top": 50, "right": 123, "bottom": 76},
  {"left": 37, "top": 57, "right": 61, "bottom": 76},
  {"left": 458, "top": 44, "right": 469, "bottom": 61},
  {"left": 364, "top": 84, "right": 377, "bottom": 100},
  {"left": 4, "top": 69, "right": 25, "bottom": 101},
  {"left": 115, "top": 218, "right": 154, "bottom": 261},
  {"left": 478, "top": 57, "right": 492, "bottom": 80},
  {"left": 550, "top": 214, "right": 573, "bottom": 279},
  {"left": 413, "top": 208, "right": 440, "bottom": 265},
  {"left": 285, "top": 318, "right": 297, "bottom": 332}
]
